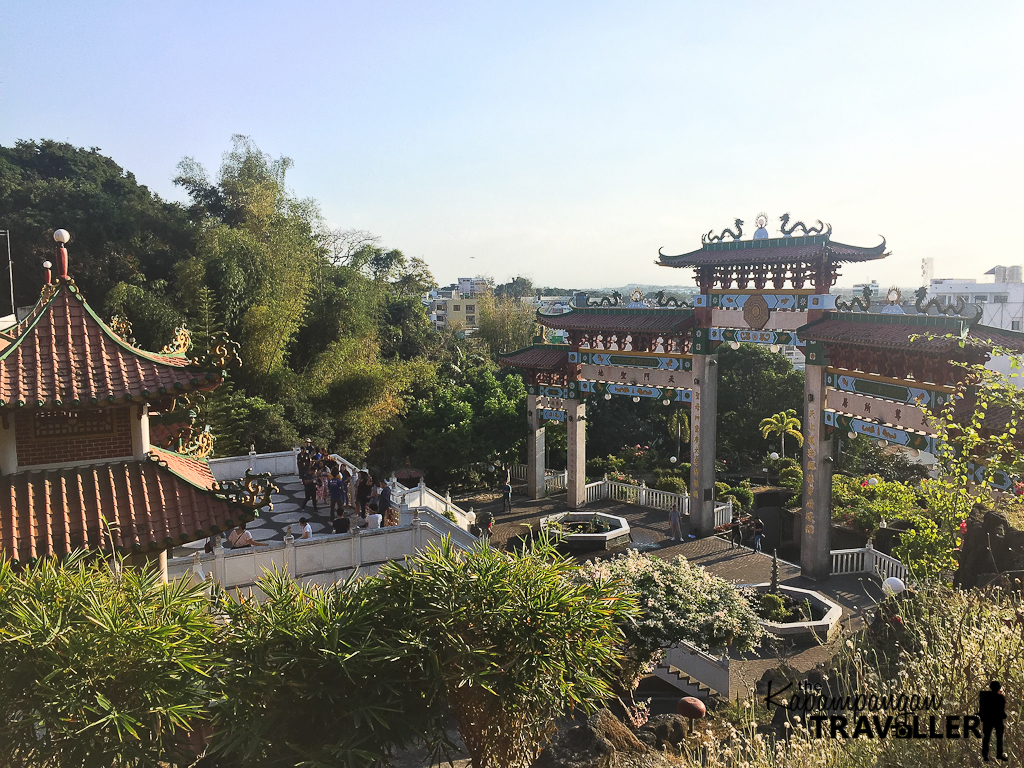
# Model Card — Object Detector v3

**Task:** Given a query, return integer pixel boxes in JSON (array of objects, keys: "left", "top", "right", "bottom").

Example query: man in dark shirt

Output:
[
  {"left": 502, "top": 480, "right": 513, "bottom": 514},
  {"left": 327, "top": 470, "right": 345, "bottom": 521},
  {"left": 332, "top": 516, "right": 351, "bottom": 534},
  {"left": 979, "top": 680, "right": 1008, "bottom": 762},
  {"left": 376, "top": 479, "right": 392, "bottom": 516},
  {"left": 300, "top": 468, "right": 318, "bottom": 512},
  {"left": 729, "top": 514, "right": 742, "bottom": 549}
]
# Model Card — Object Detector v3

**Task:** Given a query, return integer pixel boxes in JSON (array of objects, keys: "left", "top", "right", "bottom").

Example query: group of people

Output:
[
  {"left": 729, "top": 513, "right": 765, "bottom": 552},
  {"left": 296, "top": 442, "right": 397, "bottom": 535}
]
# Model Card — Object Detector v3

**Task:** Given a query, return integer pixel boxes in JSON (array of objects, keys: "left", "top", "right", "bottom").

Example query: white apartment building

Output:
[{"left": 929, "top": 265, "right": 1024, "bottom": 331}]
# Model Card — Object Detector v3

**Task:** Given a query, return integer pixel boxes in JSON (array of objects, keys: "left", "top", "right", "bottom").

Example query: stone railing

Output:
[
  {"left": 545, "top": 470, "right": 568, "bottom": 493},
  {"left": 714, "top": 500, "right": 734, "bottom": 528},
  {"left": 168, "top": 507, "right": 478, "bottom": 591},
  {"left": 584, "top": 478, "right": 689, "bottom": 513},
  {"left": 830, "top": 543, "right": 908, "bottom": 581},
  {"left": 658, "top": 640, "right": 731, "bottom": 699},
  {"left": 209, "top": 449, "right": 299, "bottom": 481}
]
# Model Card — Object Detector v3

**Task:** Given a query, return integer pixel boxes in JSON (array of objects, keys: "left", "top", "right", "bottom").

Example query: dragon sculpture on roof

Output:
[
  {"left": 779, "top": 213, "right": 832, "bottom": 238},
  {"left": 702, "top": 218, "right": 744, "bottom": 245}
]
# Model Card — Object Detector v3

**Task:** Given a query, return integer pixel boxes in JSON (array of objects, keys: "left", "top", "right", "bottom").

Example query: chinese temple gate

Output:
[{"left": 502, "top": 213, "right": 1024, "bottom": 580}]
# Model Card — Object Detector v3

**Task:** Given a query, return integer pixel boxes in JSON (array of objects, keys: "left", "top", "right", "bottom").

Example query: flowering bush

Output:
[
  {"left": 606, "top": 470, "right": 640, "bottom": 486},
  {"left": 574, "top": 550, "right": 762, "bottom": 707}
]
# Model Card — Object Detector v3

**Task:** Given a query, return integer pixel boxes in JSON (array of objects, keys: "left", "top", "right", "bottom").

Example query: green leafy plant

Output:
[{"left": 0, "top": 552, "right": 222, "bottom": 768}]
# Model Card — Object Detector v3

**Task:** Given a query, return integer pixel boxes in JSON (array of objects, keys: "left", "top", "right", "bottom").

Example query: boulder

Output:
[
  {"left": 533, "top": 709, "right": 646, "bottom": 768},
  {"left": 636, "top": 714, "right": 689, "bottom": 750},
  {"left": 955, "top": 506, "right": 1024, "bottom": 589}
]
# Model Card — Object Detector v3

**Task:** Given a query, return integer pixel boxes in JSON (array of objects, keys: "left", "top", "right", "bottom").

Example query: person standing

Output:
[
  {"left": 502, "top": 478, "right": 513, "bottom": 514},
  {"left": 355, "top": 471, "right": 372, "bottom": 521},
  {"left": 315, "top": 462, "right": 330, "bottom": 508},
  {"left": 979, "top": 680, "right": 1008, "bottom": 762},
  {"left": 752, "top": 517, "right": 765, "bottom": 553},
  {"left": 299, "top": 466, "right": 319, "bottom": 513},
  {"left": 376, "top": 478, "right": 392, "bottom": 517},
  {"left": 327, "top": 470, "right": 345, "bottom": 521},
  {"left": 729, "top": 513, "right": 742, "bottom": 549},
  {"left": 669, "top": 504, "right": 683, "bottom": 542}
]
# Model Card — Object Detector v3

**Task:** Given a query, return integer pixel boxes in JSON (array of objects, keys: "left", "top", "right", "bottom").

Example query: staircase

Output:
[{"left": 652, "top": 663, "right": 713, "bottom": 702}]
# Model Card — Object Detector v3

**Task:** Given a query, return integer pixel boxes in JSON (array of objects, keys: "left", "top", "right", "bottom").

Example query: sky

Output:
[{"left": 3, "top": 1, "right": 1022, "bottom": 290}]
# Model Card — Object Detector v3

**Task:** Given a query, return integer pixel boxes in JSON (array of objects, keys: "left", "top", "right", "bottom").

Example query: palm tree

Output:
[{"left": 759, "top": 409, "right": 804, "bottom": 458}]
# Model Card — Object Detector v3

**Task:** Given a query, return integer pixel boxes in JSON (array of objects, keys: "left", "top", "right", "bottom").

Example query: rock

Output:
[
  {"left": 532, "top": 709, "right": 646, "bottom": 768},
  {"left": 636, "top": 714, "right": 689, "bottom": 749},
  {"left": 676, "top": 697, "right": 706, "bottom": 719}
]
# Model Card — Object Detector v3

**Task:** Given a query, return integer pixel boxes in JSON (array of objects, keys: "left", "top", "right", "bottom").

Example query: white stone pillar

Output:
[
  {"left": 566, "top": 399, "right": 586, "bottom": 509},
  {"left": 526, "top": 394, "right": 545, "bottom": 499},
  {"left": 132, "top": 404, "right": 151, "bottom": 459},
  {"left": 800, "top": 364, "right": 832, "bottom": 579},
  {"left": 157, "top": 549, "right": 168, "bottom": 584},
  {"left": 689, "top": 353, "right": 718, "bottom": 536}
]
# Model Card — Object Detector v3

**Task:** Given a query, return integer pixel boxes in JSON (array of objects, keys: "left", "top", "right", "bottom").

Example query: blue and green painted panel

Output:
[
  {"left": 826, "top": 371, "right": 950, "bottom": 409},
  {"left": 695, "top": 293, "right": 834, "bottom": 310},
  {"left": 540, "top": 409, "right": 565, "bottom": 422},
  {"left": 824, "top": 412, "right": 937, "bottom": 454},
  {"left": 579, "top": 380, "right": 693, "bottom": 403},
  {"left": 526, "top": 383, "right": 577, "bottom": 399},
  {"left": 571, "top": 351, "right": 693, "bottom": 371},
  {"left": 709, "top": 328, "right": 801, "bottom": 346}
]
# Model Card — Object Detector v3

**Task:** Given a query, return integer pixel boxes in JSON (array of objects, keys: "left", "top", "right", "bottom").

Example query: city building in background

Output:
[{"left": 929, "top": 265, "right": 1024, "bottom": 331}]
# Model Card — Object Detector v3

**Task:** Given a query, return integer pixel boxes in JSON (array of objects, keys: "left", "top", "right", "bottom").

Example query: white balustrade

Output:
[
  {"left": 714, "top": 501, "right": 733, "bottom": 528},
  {"left": 830, "top": 543, "right": 908, "bottom": 581},
  {"left": 661, "top": 640, "right": 731, "bottom": 698}
]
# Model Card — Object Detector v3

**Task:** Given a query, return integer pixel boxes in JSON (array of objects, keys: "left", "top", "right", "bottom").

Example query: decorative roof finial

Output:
[
  {"left": 53, "top": 229, "right": 70, "bottom": 280},
  {"left": 42, "top": 260, "right": 52, "bottom": 285},
  {"left": 753, "top": 212, "right": 769, "bottom": 240}
]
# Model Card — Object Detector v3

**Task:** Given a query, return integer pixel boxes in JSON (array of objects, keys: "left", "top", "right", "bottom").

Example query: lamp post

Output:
[{"left": 0, "top": 230, "right": 14, "bottom": 318}]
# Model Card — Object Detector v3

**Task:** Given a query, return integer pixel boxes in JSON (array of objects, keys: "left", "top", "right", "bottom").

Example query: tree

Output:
[
  {"left": 574, "top": 550, "right": 762, "bottom": 714},
  {"left": 716, "top": 344, "right": 804, "bottom": 468},
  {"left": 0, "top": 552, "right": 222, "bottom": 768},
  {"left": 759, "top": 408, "right": 803, "bottom": 458},
  {"left": 0, "top": 139, "right": 193, "bottom": 309},
  {"left": 369, "top": 537, "right": 637, "bottom": 768},
  {"left": 210, "top": 569, "right": 443, "bottom": 768},
  {"left": 494, "top": 276, "right": 534, "bottom": 298},
  {"left": 475, "top": 292, "right": 537, "bottom": 357}
]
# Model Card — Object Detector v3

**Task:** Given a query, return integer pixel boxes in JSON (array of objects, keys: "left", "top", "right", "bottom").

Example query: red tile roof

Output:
[
  {"left": 799, "top": 313, "right": 1024, "bottom": 353},
  {"left": 0, "top": 447, "right": 271, "bottom": 564},
  {"left": 0, "top": 280, "right": 222, "bottom": 409},
  {"left": 536, "top": 307, "right": 694, "bottom": 334},
  {"left": 658, "top": 234, "right": 888, "bottom": 268},
  {"left": 499, "top": 345, "right": 569, "bottom": 370}
]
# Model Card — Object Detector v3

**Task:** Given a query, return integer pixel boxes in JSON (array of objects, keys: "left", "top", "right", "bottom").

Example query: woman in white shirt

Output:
[{"left": 298, "top": 517, "right": 313, "bottom": 539}]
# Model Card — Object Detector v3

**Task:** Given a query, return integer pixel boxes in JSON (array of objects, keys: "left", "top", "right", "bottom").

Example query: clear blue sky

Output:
[{"left": 3, "top": 1, "right": 1021, "bottom": 289}]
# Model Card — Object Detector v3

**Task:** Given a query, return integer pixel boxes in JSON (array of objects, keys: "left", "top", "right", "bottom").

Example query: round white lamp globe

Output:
[
  {"left": 53, "top": 229, "right": 70, "bottom": 244},
  {"left": 882, "top": 576, "right": 906, "bottom": 595},
  {"left": 848, "top": 431, "right": 857, "bottom": 440},
  {"left": 770, "top": 344, "right": 780, "bottom": 353},
  {"left": 604, "top": 392, "right": 612, "bottom": 400},
  {"left": 632, "top": 396, "right": 641, "bottom": 403},
  {"left": 868, "top": 477, "right": 879, "bottom": 486},
  {"left": 770, "top": 452, "right": 779, "bottom": 461},
  {"left": 466, "top": 510, "right": 476, "bottom": 524},
  {"left": 663, "top": 399, "right": 671, "bottom": 406},
  {"left": 669, "top": 456, "right": 677, "bottom": 464},
  {"left": 730, "top": 341, "right": 740, "bottom": 350},
  {"left": 42, "top": 260, "right": 52, "bottom": 269}
]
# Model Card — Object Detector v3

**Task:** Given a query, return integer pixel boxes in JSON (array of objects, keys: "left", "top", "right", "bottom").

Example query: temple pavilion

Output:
[{"left": 0, "top": 231, "right": 273, "bottom": 570}]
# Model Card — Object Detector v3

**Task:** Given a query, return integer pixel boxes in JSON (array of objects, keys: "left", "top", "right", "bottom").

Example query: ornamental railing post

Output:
[{"left": 865, "top": 540, "right": 876, "bottom": 577}]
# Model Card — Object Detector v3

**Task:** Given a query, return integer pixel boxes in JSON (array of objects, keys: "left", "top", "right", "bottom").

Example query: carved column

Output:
[
  {"left": 526, "top": 394, "right": 545, "bottom": 500},
  {"left": 689, "top": 340, "right": 718, "bottom": 536},
  {"left": 131, "top": 404, "right": 150, "bottom": 459},
  {"left": 566, "top": 399, "right": 586, "bottom": 509},
  {"left": 801, "top": 363, "right": 833, "bottom": 579}
]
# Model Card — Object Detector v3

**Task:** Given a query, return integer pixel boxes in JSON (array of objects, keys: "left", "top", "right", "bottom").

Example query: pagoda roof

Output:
[
  {"left": 658, "top": 233, "right": 889, "bottom": 268},
  {"left": 0, "top": 447, "right": 274, "bottom": 565},
  {"left": 0, "top": 279, "right": 223, "bottom": 409},
  {"left": 798, "top": 312, "right": 1024, "bottom": 354},
  {"left": 535, "top": 306, "right": 694, "bottom": 334},
  {"left": 499, "top": 344, "right": 570, "bottom": 371}
]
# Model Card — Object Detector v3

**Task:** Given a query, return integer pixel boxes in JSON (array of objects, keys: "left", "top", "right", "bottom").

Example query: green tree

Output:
[
  {"left": 474, "top": 292, "right": 537, "bottom": 357},
  {"left": 0, "top": 553, "right": 221, "bottom": 768},
  {"left": 369, "top": 537, "right": 637, "bottom": 768},
  {"left": 717, "top": 344, "right": 804, "bottom": 468},
  {"left": 0, "top": 140, "right": 194, "bottom": 309},
  {"left": 759, "top": 408, "right": 803, "bottom": 458}
]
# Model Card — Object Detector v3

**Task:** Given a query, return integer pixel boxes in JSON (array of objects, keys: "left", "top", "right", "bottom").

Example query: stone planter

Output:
[
  {"left": 541, "top": 511, "right": 631, "bottom": 551},
  {"left": 747, "top": 583, "right": 843, "bottom": 645}
]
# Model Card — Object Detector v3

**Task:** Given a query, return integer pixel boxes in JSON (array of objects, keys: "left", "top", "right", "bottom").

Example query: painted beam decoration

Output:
[
  {"left": 570, "top": 350, "right": 693, "bottom": 371},
  {"left": 526, "top": 383, "right": 577, "bottom": 399},
  {"left": 825, "top": 388, "right": 935, "bottom": 436},
  {"left": 826, "top": 369, "right": 951, "bottom": 410},
  {"left": 579, "top": 364, "right": 694, "bottom": 391},
  {"left": 694, "top": 293, "right": 836, "bottom": 310},
  {"left": 824, "top": 411, "right": 937, "bottom": 454},
  {"left": 539, "top": 409, "right": 565, "bottom": 422},
  {"left": 708, "top": 328, "right": 802, "bottom": 346},
  {"left": 579, "top": 380, "right": 693, "bottom": 403}
]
